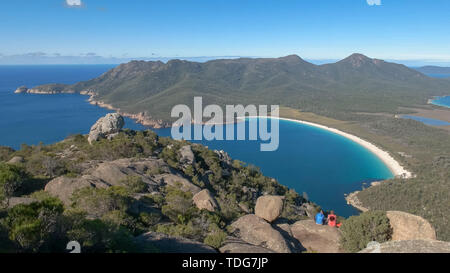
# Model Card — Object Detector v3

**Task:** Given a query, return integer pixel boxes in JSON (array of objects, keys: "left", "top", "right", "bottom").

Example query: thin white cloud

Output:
[
  {"left": 367, "top": 0, "right": 381, "bottom": 6},
  {"left": 65, "top": 0, "right": 83, "bottom": 7}
]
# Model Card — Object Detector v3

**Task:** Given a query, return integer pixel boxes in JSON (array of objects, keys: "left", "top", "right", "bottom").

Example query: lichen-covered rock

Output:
[
  {"left": 254, "top": 195, "right": 284, "bottom": 222},
  {"left": 359, "top": 239, "right": 450, "bottom": 253},
  {"left": 136, "top": 232, "right": 217, "bottom": 253},
  {"left": 386, "top": 211, "right": 436, "bottom": 241},
  {"left": 290, "top": 220, "right": 343, "bottom": 253},
  {"left": 230, "top": 214, "right": 292, "bottom": 253},
  {"left": 88, "top": 113, "right": 124, "bottom": 144},
  {"left": 192, "top": 189, "right": 218, "bottom": 212}
]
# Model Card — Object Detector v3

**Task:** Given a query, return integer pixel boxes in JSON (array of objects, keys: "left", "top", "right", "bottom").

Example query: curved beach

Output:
[{"left": 247, "top": 116, "right": 413, "bottom": 179}]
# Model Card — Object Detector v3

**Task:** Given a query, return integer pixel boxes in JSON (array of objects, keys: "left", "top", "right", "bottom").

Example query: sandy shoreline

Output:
[{"left": 246, "top": 116, "right": 412, "bottom": 179}]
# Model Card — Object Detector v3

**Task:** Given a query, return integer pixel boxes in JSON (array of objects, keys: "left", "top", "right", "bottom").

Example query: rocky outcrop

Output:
[
  {"left": 359, "top": 239, "right": 450, "bottom": 253},
  {"left": 219, "top": 237, "right": 276, "bottom": 253},
  {"left": 230, "top": 214, "right": 292, "bottom": 253},
  {"left": 44, "top": 175, "right": 109, "bottom": 205},
  {"left": 160, "top": 174, "right": 201, "bottom": 194},
  {"left": 87, "top": 158, "right": 170, "bottom": 186},
  {"left": 192, "top": 189, "right": 218, "bottom": 212},
  {"left": 290, "top": 220, "right": 343, "bottom": 253},
  {"left": 345, "top": 191, "right": 368, "bottom": 212},
  {"left": 14, "top": 86, "right": 28, "bottom": 94},
  {"left": 7, "top": 156, "right": 24, "bottom": 164},
  {"left": 136, "top": 232, "right": 217, "bottom": 253},
  {"left": 88, "top": 113, "right": 125, "bottom": 144},
  {"left": 179, "top": 145, "right": 195, "bottom": 165},
  {"left": 254, "top": 195, "right": 284, "bottom": 222},
  {"left": 45, "top": 158, "right": 171, "bottom": 205},
  {"left": 386, "top": 211, "right": 436, "bottom": 241}
]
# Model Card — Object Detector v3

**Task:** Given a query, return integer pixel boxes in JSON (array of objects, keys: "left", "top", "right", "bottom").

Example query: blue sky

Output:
[{"left": 1, "top": 0, "right": 449, "bottom": 64}]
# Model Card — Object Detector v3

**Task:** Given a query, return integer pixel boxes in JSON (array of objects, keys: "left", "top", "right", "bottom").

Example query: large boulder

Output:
[
  {"left": 179, "top": 145, "right": 195, "bottom": 165},
  {"left": 290, "top": 220, "right": 343, "bottom": 253},
  {"left": 88, "top": 113, "right": 124, "bottom": 144},
  {"left": 386, "top": 211, "right": 436, "bottom": 241},
  {"left": 136, "top": 232, "right": 216, "bottom": 253},
  {"left": 192, "top": 189, "right": 218, "bottom": 212},
  {"left": 230, "top": 214, "right": 292, "bottom": 253},
  {"left": 220, "top": 237, "right": 276, "bottom": 253},
  {"left": 44, "top": 175, "right": 109, "bottom": 205},
  {"left": 359, "top": 239, "right": 450, "bottom": 253},
  {"left": 254, "top": 195, "right": 284, "bottom": 222}
]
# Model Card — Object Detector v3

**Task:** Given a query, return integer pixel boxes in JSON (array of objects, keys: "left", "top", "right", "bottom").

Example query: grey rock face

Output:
[
  {"left": 88, "top": 113, "right": 125, "bottom": 144},
  {"left": 230, "top": 214, "right": 292, "bottom": 253},
  {"left": 45, "top": 158, "right": 170, "bottom": 205},
  {"left": 254, "top": 195, "right": 284, "bottom": 222},
  {"left": 179, "top": 145, "right": 195, "bottom": 165},
  {"left": 290, "top": 220, "right": 343, "bottom": 253},
  {"left": 160, "top": 174, "right": 201, "bottom": 194},
  {"left": 386, "top": 211, "right": 437, "bottom": 241},
  {"left": 192, "top": 189, "right": 219, "bottom": 212}
]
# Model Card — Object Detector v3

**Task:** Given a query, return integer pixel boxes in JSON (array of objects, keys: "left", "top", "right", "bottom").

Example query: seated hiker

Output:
[
  {"left": 327, "top": 210, "right": 337, "bottom": 227},
  {"left": 315, "top": 210, "right": 325, "bottom": 225}
]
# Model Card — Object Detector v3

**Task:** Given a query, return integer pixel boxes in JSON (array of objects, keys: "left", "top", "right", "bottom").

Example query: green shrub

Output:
[
  {"left": 120, "top": 176, "right": 148, "bottom": 194},
  {"left": 340, "top": 210, "right": 393, "bottom": 252},
  {"left": 0, "top": 163, "right": 29, "bottom": 205},
  {"left": 0, "top": 197, "right": 65, "bottom": 252},
  {"left": 71, "top": 186, "right": 132, "bottom": 218},
  {"left": 204, "top": 229, "right": 227, "bottom": 249},
  {"left": 161, "top": 186, "right": 197, "bottom": 224}
]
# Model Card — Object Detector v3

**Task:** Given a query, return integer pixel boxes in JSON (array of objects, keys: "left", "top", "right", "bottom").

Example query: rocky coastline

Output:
[{"left": 14, "top": 86, "right": 170, "bottom": 129}]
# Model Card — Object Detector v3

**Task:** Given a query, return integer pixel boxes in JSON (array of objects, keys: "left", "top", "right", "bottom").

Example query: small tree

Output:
[
  {"left": 340, "top": 210, "right": 393, "bottom": 252},
  {"left": 0, "top": 163, "right": 28, "bottom": 207}
]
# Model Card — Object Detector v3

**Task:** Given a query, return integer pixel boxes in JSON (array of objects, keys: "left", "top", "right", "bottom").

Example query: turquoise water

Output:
[
  {"left": 431, "top": 96, "right": 450, "bottom": 108},
  {"left": 401, "top": 115, "right": 450, "bottom": 126},
  {"left": 0, "top": 65, "right": 394, "bottom": 217},
  {"left": 153, "top": 118, "right": 394, "bottom": 217}
]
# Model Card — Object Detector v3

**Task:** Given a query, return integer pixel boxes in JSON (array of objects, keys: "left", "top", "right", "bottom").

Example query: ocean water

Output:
[
  {"left": 401, "top": 115, "right": 450, "bottom": 126},
  {"left": 0, "top": 65, "right": 146, "bottom": 149},
  {"left": 0, "top": 65, "right": 394, "bottom": 217},
  {"left": 154, "top": 118, "right": 393, "bottom": 217},
  {"left": 431, "top": 96, "right": 450, "bottom": 108}
]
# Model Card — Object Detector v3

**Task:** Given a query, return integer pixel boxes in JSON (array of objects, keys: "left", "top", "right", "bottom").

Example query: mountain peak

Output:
[{"left": 279, "top": 54, "right": 303, "bottom": 62}]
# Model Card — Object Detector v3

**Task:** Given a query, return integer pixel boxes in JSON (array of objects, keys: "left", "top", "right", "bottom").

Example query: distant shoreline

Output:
[{"left": 429, "top": 95, "right": 450, "bottom": 109}]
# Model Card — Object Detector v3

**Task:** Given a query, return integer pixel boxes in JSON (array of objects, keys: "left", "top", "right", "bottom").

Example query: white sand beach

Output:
[{"left": 246, "top": 116, "right": 413, "bottom": 179}]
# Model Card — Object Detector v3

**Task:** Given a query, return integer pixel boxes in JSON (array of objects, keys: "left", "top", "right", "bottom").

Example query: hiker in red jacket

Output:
[{"left": 327, "top": 211, "right": 337, "bottom": 227}]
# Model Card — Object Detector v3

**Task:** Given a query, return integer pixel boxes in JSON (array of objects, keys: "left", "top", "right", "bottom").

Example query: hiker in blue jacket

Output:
[{"left": 315, "top": 210, "right": 325, "bottom": 225}]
